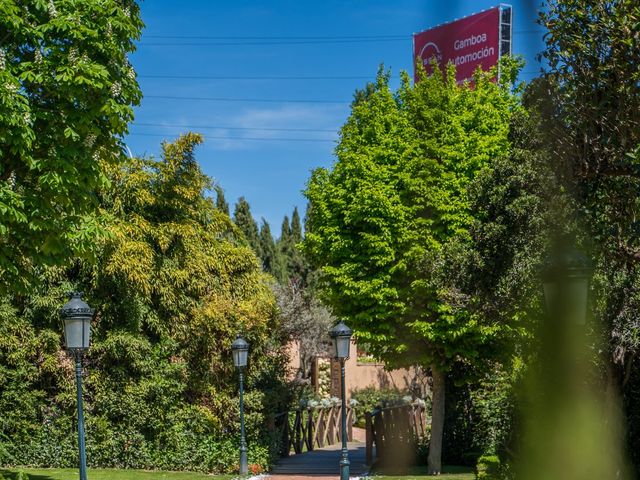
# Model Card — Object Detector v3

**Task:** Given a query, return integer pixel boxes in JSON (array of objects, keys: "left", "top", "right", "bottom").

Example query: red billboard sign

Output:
[{"left": 413, "top": 6, "right": 511, "bottom": 84}]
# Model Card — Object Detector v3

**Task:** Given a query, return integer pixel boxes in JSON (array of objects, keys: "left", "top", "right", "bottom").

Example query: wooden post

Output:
[
  {"left": 365, "top": 412, "right": 373, "bottom": 465},
  {"left": 282, "top": 413, "right": 290, "bottom": 457},
  {"left": 294, "top": 410, "right": 302, "bottom": 454},
  {"left": 326, "top": 407, "right": 334, "bottom": 446},
  {"left": 316, "top": 408, "right": 326, "bottom": 448},
  {"left": 374, "top": 411, "right": 385, "bottom": 460},
  {"left": 307, "top": 407, "right": 314, "bottom": 451}
]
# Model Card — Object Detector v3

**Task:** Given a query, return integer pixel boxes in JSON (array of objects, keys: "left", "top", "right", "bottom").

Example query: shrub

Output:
[{"left": 476, "top": 454, "right": 501, "bottom": 480}]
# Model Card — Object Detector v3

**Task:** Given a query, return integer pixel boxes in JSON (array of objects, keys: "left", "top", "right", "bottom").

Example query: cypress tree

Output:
[
  {"left": 233, "top": 197, "right": 261, "bottom": 256},
  {"left": 280, "top": 215, "right": 291, "bottom": 244},
  {"left": 260, "top": 220, "right": 286, "bottom": 282},
  {"left": 291, "top": 207, "right": 303, "bottom": 244},
  {"left": 215, "top": 185, "right": 229, "bottom": 216}
]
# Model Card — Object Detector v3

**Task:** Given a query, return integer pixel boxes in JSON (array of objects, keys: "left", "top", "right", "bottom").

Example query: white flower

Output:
[
  {"left": 48, "top": 0, "right": 57, "bottom": 17},
  {"left": 402, "top": 395, "right": 413, "bottom": 404},
  {"left": 84, "top": 133, "right": 96, "bottom": 148},
  {"left": 68, "top": 47, "right": 78, "bottom": 62},
  {"left": 321, "top": 398, "right": 331, "bottom": 408},
  {"left": 23, "top": 112, "right": 31, "bottom": 124},
  {"left": 111, "top": 81, "right": 122, "bottom": 97},
  {"left": 416, "top": 398, "right": 426, "bottom": 408},
  {"left": 330, "top": 396, "right": 341, "bottom": 406},
  {"left": 126, "top": 67, "right": 136, "bottom": 81},
  {"left": 349, "top": 398, "right": 359, "bottom": 407},
  {"left": 0, "top": 49, "right": 6, "bottom": 70},
  {"left": 308, "top": 400, "right": 319, "bottom": 409},
  {"left": 34, "top": 49, "right": 43, "bottom": 63},
  {"left": 122, "top": 6, "right": 130, "bottom": 17}
]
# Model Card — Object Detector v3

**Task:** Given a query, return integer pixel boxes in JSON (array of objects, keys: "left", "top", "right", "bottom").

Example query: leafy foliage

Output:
[
  {"left": 304, "top": 59, "right": 524, "bottom": 473},
  {"left": 0, "top": 0, "right": 143, "bottom": 290},
  {"left": 0, "top": 135, "right": 287, "bottom": 473},
  {"left": 305, "top": 61, "right": 523, "bottom": 372}
]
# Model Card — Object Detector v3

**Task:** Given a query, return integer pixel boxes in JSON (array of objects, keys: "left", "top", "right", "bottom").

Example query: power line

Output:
[
  {"left": 128, "top": 132, "right": 336, "bottom": 143},
  {"left": 141, "top": 39, "right": 409, "bottom": 46},
  {"left": 138, "top": 74, "right": 372, "bottom": 80},
  {"left": 144, "top": 94, "right": 349, "bottom": 104},
  {"left": 143, "top": 34, "right": 408, "bottom": 40},
  {"left": 135, "top": 122, "right": 337, "bottom": 133},
  {"left": 140, "top": 71, "right": 542, "bottom": 82},
  {"left": 138, "top": 31, "right": 545, "bottom": 46}
]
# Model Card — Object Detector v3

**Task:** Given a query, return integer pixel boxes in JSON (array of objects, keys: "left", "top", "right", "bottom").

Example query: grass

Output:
[
  {"left": 0, "top": 468, "right": 235, "bottom": 480},
  {"left": 367, "top": 464, "right": 475, "bottom": 480}
]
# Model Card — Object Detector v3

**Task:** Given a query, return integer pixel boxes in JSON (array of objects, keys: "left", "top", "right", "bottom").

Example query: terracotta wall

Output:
[{"left": 286, "top": 340, "right": 427, "bottom": 399}]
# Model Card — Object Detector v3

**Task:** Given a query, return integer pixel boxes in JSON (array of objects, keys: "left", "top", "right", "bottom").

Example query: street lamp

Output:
[
  {"left": 232, "top": 336, "right": 249, "bottom": 476},
  {"left": 330, "top": 321, "right": 352, "bottom": 480},
  {"left": 60, "top": 292, "right": 95, "bottom": 480},
  {"left": 542, "top": 245, "right": 594, "bottom": 325}
]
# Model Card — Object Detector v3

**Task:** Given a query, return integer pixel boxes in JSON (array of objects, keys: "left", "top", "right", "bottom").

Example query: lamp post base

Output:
[
  {"left": 340, "top": 453, "right": 350, "bottom": 480},
  {"left": 240, "top": 447, "right": 248, "bottom": 475}
]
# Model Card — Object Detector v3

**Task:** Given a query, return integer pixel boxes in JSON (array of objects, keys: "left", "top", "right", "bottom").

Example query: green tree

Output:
[
  {"left": 215, "top": 185, "right": 229, "bottom": 216},
  {"left": 304, "top": 61, "right": 522, "bottom": 473},
  {"left": 0, "top": 0, "right": 143, "bottom": 289},
  {"left": 233, "top": 197, "right": 261, "bottom": 256},
  {"left": 291, "top": 207, "right": 303, "bottom": 244},
  {"left": 0, "top": 134, "right": 287, "bottom": 472},
  {"left": 259, "top": 219, "right": 286, "bottom": 283},
  {"left": 277, "top": 209, "right": 309, "bottom": 286}
]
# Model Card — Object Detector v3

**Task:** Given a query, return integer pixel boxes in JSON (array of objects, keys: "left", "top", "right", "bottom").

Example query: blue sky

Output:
[{"left": 126, "top": 1, "right": 545, "bottom": 233}]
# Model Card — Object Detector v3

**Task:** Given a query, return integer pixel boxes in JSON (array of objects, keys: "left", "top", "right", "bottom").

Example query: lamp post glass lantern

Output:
[
  {"left": 330, "top": 321, "right": 352, "bottom": 480},
  {"left": 330, "top": 321, "right": 352, "bottom": 359},
  {"left": 60, "top": 292, "right": 94, "bottom": 480},
  {"left": 232, "top": 336, "right": 249, "bottom": 475},
  {"left": 542, "top": 246, "right": 593, "bottom": 325}
]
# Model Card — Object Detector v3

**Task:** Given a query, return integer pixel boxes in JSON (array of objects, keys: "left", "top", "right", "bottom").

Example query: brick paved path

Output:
[{"left": 268, "top": 442, "right": 369, "bottom": 478}]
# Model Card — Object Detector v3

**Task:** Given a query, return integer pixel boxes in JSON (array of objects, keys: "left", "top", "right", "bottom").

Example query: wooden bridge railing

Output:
[
  {"left": 273, "top": 405, "right": 354, "bottom": 457},
  {"left": 365, "top": 402, "right": 429, "bottom": 465}
]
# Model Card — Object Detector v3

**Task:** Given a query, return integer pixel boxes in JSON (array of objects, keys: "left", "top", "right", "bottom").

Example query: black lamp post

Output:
[
  {"left": 232, "top": 336, "right": 249, "bottom": 476},
  {"left": 542, "top": 245, "right": 594, "bottom": 325},
  {"left": 330, "top": 321, "right": 352, "bottom": 480},
  {"left": 60, "top": 292, "right": 95, "bottom": 480}
]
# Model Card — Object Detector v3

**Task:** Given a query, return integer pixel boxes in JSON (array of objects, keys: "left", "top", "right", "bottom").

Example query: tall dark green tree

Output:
[
  {"left": 259, "top": 220, "right": 286, "bottom": 283},
  {"left": 277, "top": 208, "right": 309, "bottom": 285},
  {"left": 233, "top": 197, "right": 261, "bottom": 256},
  {"left": 215, "top": 185, "right": 229, "bottom": 216},
  {"left": 291, "top": 207, "right": 303, "bottom": 244},
  {"left": 280, "top": 215, "right": 291, "bottom": 244}
]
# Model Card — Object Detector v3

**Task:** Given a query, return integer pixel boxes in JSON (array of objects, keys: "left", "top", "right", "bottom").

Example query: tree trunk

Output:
[{"left": 427, "top": 364, "right": 445, "bottom": 475}]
